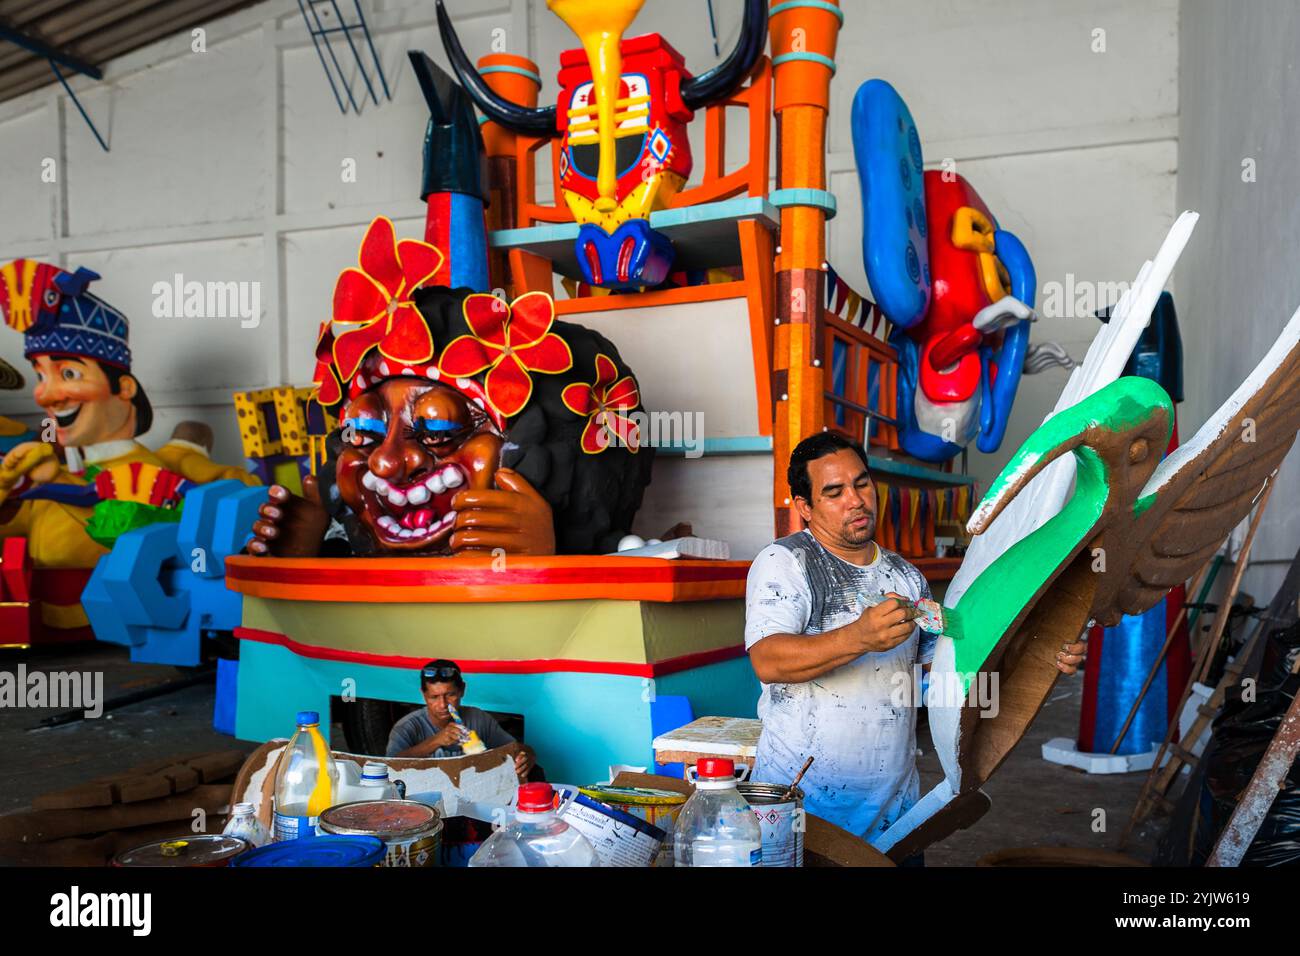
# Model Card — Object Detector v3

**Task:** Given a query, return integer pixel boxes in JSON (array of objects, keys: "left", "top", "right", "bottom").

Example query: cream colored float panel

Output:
[
  {"left": 564, "top": 295, "right": 761, "bottom": 439},
  {"left": 633, "top": 453, "right": 774, "bottom": 561}
]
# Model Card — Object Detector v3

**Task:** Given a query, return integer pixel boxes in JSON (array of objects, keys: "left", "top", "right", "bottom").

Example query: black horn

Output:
[
  {"left": 679, "top": 0, "right": 769, "bottom": 110},
  {"left": 435, "top": 0, "right": 556, "bottom": 137},
  {"left": 408, "top": 51, "right": 489, "bottom": 203}
]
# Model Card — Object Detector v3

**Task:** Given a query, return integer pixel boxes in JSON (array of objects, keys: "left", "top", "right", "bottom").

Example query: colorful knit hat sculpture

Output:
[{"left": 0, "top": 260, "right": 132, "bottom": 370}]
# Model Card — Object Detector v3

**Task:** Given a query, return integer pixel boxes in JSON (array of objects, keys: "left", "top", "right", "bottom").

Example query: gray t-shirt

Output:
[
  {"left": 744, "top": 529, "right": 933, "bottom": 841},
  {"left": 385, "top": 705, "right": 515, "bottom": 758}
]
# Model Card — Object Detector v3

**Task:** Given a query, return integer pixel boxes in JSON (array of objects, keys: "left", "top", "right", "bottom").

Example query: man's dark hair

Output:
[
  {"left": 419, "top": 659, "right": 466, "bottom": 692},
  {"left": 101, "top": 364, "right": 153, "bottom": 437},
  {"left": 787, "top": 431, "right": 870, "bottom": 503}
]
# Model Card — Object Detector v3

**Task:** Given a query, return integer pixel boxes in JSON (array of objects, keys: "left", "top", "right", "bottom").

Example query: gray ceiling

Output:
[{"left": 0, "top": 0, "right": 262, "bottom": 105}]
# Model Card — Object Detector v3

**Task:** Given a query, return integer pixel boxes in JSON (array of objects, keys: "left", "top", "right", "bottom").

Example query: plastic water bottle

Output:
[
  {"left": 467, "top": 783, "right": 599, "bottom": 867},
  {"left": 358, "top": 761, "right": 400, "bottom": 799},
  {"left": 273, "top": 711, "right": 340, "bottom": 841},
  {"left": 223, "top": 802, "right": 269, "bottom": 848},
  {"left": 673, "top": 758, "right": 763, "bottom": 867}
]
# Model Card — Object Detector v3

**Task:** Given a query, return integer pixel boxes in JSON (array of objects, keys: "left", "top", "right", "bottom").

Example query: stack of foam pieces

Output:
[
  {"left": 0, "top": 749, "right": 247, "bottom": 865},
  {"left": 612, "top": 535, "right": 730, "bottom": 560}
]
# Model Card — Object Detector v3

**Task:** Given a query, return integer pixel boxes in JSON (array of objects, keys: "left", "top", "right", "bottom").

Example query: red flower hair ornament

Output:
[
  {"left": 313, "top": 216, "right": 444, "bottom": 407},
  {"left": 438, "top": 291, "right": 573, "bottom": 419},
  {"left": 562, "top": 353, "right": 642, "bottom": 454}
]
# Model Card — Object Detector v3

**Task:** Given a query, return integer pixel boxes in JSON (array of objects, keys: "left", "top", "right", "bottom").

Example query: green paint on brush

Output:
[{"left": 941, "top": 377, "right": 1173, "bottom": 695}]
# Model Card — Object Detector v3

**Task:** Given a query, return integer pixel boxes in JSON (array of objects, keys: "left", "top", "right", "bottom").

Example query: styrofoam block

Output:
[
  {"left": 175, "top": 480, "right": 247, "bottom": 577},
  {"left": 1041, "top": 737, "right": 1160, "bottom": 774},
  {"left": 100, "top": 523, "right": 189, "bottom": 629}
]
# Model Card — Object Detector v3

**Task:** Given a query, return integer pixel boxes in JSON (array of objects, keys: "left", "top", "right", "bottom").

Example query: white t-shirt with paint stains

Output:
[{"left": 744, "top": 529, "right": 933, "bottom": 842}]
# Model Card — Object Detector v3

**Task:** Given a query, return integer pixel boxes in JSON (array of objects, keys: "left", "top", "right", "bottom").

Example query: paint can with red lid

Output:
[{"left": 113, "top": 834, "right": 250, "bottom": 867}]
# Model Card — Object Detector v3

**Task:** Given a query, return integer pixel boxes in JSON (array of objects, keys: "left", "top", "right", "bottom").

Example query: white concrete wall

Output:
[
  {"left": 1175, "top": 0, "right": 1300, "bottom": 604},
  {"left": 823, "top": 0, "right": 1180, "bottom": 485},
  {"left": 0, "top": 0, "right": 1179, "bottom": 493}
]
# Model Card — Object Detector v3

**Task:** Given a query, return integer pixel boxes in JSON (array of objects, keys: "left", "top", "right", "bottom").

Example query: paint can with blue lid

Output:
[{"left": 230, "top": 834, "right": 385, "bottom": 867}]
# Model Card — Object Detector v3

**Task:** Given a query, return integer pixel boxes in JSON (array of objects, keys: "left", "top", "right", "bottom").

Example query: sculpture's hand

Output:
[
  {"left": 449, "top": 468, "right": 555, "bottom": 556},
  {"left": 0, "top": 442, "right": 58, "bottom": 497},
  {"left": 1055, "top": 637, "right": 1087, "bottom": 675},
  {"left": 247, "top": 476, "right": 330, "bottom": 558}
]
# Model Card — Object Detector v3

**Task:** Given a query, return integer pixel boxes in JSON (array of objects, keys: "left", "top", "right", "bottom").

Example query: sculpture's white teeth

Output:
[
  {"left": 361, "top": 471, "right": 378, "bottom": 491},
  {"left": 387, "top": 488, "right": 408, "bottom": 507},
  {"left": 376, "top": 515, "right": 400, "bottom": 532},
  {"left": 425, "top": 472, "right": 446, "bottom": 494},
  {"left": 441, "top": 466, "right": 464, "bottom": 489},
  {"left": 372, "top": 475, "right": 392, "bottom": 495},
  {"left": 397, "top": 527, "right": 414, "bottom": 538},
  {"left": 406, "top": 483, "right": 430, "bottom": 506}
]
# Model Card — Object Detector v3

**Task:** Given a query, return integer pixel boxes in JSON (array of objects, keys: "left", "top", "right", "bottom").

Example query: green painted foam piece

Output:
[
  {"left": 943, "top": 377, "right": 1173, "bottom": 692},
  {"left": 85, "top": 499, "right": 184, "bottom": 550}
]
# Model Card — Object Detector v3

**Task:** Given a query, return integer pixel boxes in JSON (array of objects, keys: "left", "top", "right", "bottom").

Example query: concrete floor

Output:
[
  {"left": 917, "top": 672, "right": 1162, "bottom": 866},
  {"left": 1, "top": 643, "right": 1163, "bottom": 864}
]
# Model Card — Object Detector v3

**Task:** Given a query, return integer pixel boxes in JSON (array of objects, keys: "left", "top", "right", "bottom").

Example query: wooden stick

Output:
[
  {"left": 1106, "top": 558, "right": 1218, "bottom": 755},
  {"left": 783, "top": 757, "right": 814, "bottom": 800},
  {"left": 1191, "top": 483, "right": 1271, "bottom": 687},
  {"left": 1120, "top": 479, "right": 1274, "bottom": 846},
  {"left": 1207, "top": 681, "right": 1300, "bottom": 866}
]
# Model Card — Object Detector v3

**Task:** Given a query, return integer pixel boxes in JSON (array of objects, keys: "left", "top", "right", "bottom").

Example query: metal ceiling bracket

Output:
[
  {"left": 0, "top": 19, "right": 109, "bottom": 151},
  {"left": 296, "top": 0, "right": 392, "bottom": 116}
]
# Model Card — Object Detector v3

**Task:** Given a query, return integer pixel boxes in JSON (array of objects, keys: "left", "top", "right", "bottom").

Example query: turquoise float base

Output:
[{"left": 235, "top": 641, "right": 759, "bottom": 785}]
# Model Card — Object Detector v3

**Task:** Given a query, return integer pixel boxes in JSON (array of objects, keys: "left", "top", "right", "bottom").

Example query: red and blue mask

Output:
[{"left": 852, "top": 79, "right": 1036, "bottom": 463}]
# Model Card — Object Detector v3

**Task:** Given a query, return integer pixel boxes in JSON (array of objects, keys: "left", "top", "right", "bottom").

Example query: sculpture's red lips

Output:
[{"left": 358, "top": 462, "right": 467, "bottom": 547}]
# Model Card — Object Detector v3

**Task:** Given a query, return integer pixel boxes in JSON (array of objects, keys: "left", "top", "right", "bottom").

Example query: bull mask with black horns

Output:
[{"left": 436, "top": 0, "right": 768, "bottom": 290}]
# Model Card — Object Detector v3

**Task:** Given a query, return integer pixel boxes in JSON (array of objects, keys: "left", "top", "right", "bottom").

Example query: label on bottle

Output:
[
  {"left": 750, "top": 847, "right": 762, "bottom": 866},
  {"left": 273, "top": 812, "right": 317, "bottom": 842}
]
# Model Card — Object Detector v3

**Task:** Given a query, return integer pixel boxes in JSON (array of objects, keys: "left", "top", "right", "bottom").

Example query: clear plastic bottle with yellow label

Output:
[{"left": 273, "top": 711, "right": 340, "bottom": 841}]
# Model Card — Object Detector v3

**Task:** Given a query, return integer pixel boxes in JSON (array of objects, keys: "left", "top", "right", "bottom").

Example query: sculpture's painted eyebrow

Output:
[
  {"left": 414, "top": 417, "right": 463, "bottom": 433},
  {"left": 344, "top": 416, "right": 387, "bottom": 435}
]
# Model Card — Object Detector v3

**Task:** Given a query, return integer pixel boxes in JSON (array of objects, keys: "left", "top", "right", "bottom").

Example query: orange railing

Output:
[{"left": 823, "top": 310, "right": 899, "bottom": 452}]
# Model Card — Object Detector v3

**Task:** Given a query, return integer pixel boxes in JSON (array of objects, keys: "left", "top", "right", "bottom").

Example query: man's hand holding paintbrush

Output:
[{"left": 749, "top": 591, "right": 920, "bottom": 684}]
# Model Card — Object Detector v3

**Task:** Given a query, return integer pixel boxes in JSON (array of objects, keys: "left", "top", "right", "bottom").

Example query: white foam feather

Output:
[
  {"left": 1142, "top": 300, "right": 1300, "bottom": 498},
  {"left": 945, "top": 212, "right": 1199, "bottom": 605}
]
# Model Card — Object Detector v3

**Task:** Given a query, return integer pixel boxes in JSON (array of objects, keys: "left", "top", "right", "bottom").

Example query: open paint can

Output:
[
  {"left": 577, "top": 784, "right": 687, "bottom": 867},
  {"left": 738, "top": 782, "right": 805, "bottom": 867},
  {"left": 318, "top": 799, "right": 442, "bottom": 867},
  {"left": 577, "top": 784, "right": 687, "bottom": 832},
  {"left": 113, "top": 834, "right": 249, "bottom": 867},
  {"left": 555, "top": 785, "right": 667, "bottom": 867}
]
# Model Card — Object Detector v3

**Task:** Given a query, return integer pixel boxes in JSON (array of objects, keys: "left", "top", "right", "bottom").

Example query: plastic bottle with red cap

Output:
[
  {"left": 468, "top": 783, "right": 599, "bottom": 867},
  {"left": 673, "top": 758, "right": 763, "bottom": 867}
]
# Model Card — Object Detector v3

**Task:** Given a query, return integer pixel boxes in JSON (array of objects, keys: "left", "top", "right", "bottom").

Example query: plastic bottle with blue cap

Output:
[{"left": 273, "top": 711, "right": 341, "bottom": 842}]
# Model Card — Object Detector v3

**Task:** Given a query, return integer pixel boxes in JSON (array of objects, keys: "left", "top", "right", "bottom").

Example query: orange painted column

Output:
[
  {"left": 769, "top": 0, "right": 842, "bottom": 536},
  {"left": 478, "top": 53, "right": 543, "bottom": 294}
]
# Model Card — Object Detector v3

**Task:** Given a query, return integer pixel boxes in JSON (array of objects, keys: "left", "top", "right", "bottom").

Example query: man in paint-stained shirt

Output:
[{"left": 744, "top": 432, "right": 1085, "bottom": 846}]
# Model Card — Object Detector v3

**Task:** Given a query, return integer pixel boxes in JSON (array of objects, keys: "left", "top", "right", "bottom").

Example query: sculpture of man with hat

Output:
[{"left": 0, "top": 259, "right": 257, "bottom": 579}]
